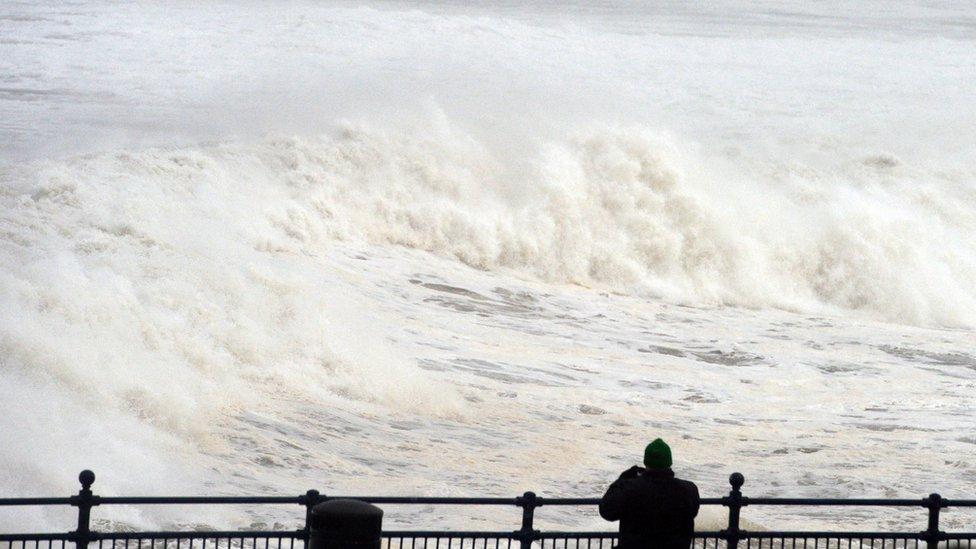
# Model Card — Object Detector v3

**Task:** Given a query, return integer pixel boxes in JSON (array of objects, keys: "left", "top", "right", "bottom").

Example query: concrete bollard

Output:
[{"left": 309, "top": 499, "right": 384, "bottom": 549}]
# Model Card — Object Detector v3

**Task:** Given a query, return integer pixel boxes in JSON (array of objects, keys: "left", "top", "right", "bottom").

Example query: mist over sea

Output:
[{"left": 2, "top": 0, "right": 975, "bottom": 533}]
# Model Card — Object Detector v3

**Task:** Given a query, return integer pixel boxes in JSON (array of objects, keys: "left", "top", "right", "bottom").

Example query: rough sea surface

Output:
[{"left": 1, "top": 0, "right": 975, "bottom": 534}]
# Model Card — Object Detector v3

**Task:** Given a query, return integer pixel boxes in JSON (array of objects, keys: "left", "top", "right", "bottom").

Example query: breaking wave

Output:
[{"left": 5, "top": 120, "right": 975, "bottom": 331}]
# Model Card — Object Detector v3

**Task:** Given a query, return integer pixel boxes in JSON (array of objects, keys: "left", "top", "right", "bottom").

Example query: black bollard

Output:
[{"left": 309, "top": 499, "right": 384, "bottom": 549}]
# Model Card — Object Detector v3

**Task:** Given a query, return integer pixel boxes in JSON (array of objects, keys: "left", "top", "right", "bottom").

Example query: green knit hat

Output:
[{"left": 643, "top": 438, "right": 672, "bottom": 469}]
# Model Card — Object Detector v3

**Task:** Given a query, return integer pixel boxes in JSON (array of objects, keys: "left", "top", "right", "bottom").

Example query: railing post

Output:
[
  {"left": 72, "top": 470, "right": 97, "bottom": 549},
  {"left": 724, "top": 473, "right": 745, "bottom": 549},
  {"left": 303, "top": 489, "right": 321, "bottom": 545},
  {"left": 924, "top": 493, "right": 943, "bottom": 549},
  {"left": 516, "top": 491, "right": 538, "bottom": 549}
]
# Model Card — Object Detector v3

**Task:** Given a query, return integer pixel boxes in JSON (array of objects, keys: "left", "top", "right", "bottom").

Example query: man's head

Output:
[{"left": 643, "top": 438, "right": 672, "bottom": 469}]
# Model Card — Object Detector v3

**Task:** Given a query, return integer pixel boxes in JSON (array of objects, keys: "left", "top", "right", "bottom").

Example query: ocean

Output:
[{"left": 1, "top": 0, "right": 974, "bottom": 533}]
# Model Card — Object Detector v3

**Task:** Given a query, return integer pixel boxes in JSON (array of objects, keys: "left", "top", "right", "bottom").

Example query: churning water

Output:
[{"left": 1, "top": 0, "right": 975, "bottom": 534}]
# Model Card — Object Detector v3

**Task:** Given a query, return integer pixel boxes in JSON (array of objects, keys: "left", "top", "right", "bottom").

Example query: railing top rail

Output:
[
  {"left": 97, "top": 496, "right": 306, "bottom": 505},
  {"left": 0, "top": 498, "right": 74, "bottom": 507},
  {"left": 90, "top": 496, "right": 524, "bottom": 506},
  {"left": 4, "top": 495, "right": 975, "bottom": 508},
  {"left": 339, "top": 497, "right": 521, "bottom": 506},
  {"left": 742, "top": 498, "right": 928, "bottom": 507}
]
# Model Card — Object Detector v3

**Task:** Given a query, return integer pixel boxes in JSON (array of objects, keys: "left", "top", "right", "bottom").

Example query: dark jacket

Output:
[{"left": 599, "top": 467, "right": 700, "bottom": 549}]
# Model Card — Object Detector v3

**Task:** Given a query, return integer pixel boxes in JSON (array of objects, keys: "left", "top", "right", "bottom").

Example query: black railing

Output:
[{"left": 1, "top": 471, "right": 975, "bottom": 549}]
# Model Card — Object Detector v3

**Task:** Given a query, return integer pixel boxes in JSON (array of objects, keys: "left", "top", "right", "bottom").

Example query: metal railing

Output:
[{"left": 2, "top": 471, "right": 975, "bottom": 549}]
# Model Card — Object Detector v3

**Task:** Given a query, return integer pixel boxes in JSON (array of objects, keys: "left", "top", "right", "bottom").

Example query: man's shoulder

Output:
[
  {"left": 673, "top": 476, "right": 697, "bottom": 486},
  {"left": 672, "top": 477, "right": 700, "bottom": 495}
]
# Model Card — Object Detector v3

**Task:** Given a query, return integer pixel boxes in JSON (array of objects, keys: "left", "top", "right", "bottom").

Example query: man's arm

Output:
[{"left": 598, "top": 466, "right": 643, "bottom": 521}]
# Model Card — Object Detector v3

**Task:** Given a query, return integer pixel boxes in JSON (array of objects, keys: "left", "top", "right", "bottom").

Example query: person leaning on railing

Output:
[{"left": 599, "top": 439, "right": 701, "bottom": 549}]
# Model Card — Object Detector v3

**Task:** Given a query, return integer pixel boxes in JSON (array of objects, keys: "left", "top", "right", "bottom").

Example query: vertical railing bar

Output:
[
  {"left": 517, "top": 492, "right": 537, "bottom": 549},
  {"left": 925, "top": 494, "right": 942, "bottom": 549},
  {"left": 725, "top": 474, "right": 745, "bottom": 549},
  {"left": 302, "top": 490, "right": 319, "bottom": 549},
  {"left": 72, "top": 471, "right": 97, "bottom": 549}
]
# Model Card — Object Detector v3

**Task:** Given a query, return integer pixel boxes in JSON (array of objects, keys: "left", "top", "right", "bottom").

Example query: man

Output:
[{"left": 599, "top": 439, "right": 700, "bottom": 549}]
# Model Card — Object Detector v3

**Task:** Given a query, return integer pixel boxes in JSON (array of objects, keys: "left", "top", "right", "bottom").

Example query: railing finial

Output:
[
  {"left": 729, "top": 472, "right": 744, "bottom": 491},
  {"left": 79, "top": 470, "right": 95, "bottom": 490}
]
